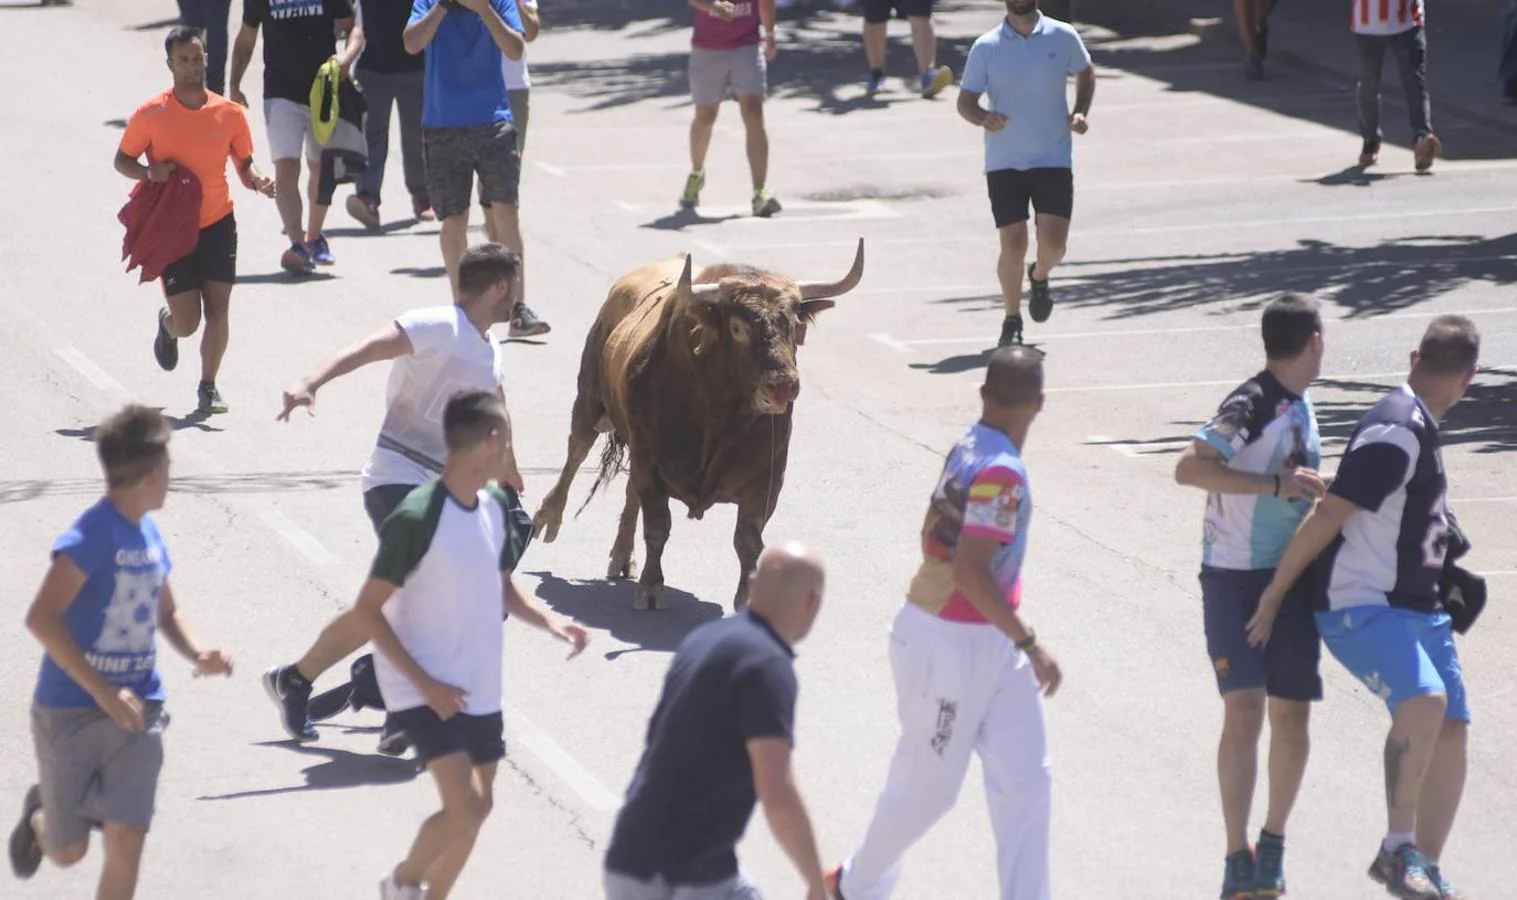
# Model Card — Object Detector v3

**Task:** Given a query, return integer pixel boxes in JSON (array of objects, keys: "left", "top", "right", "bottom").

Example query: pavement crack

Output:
[{"left": 501, "top": 752, "right": 599, "bottom": 851}]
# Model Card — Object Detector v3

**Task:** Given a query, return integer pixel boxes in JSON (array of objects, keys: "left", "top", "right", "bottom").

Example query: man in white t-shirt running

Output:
[
  {"left": 262, "top": 242, "right": 528, "bottom": 756},
  {"left": 358, "top": 388, "right": 588, "bottom": 900},
  {"left": 481, "top": 0, "right": 548, "bottom": 339}
]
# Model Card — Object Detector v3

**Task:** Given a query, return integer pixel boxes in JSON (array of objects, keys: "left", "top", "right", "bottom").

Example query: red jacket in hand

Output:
[{"left": 118, "top": 167, "right": 202, "bottom": 285}]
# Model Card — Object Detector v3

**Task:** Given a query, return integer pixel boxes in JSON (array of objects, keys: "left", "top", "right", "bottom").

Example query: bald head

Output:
[
  {"left": 982, "top": 345, "right": 1044, "bottom": 408},
  {"left": 746, "top": 542, "right": 826, "bottom": 644}
]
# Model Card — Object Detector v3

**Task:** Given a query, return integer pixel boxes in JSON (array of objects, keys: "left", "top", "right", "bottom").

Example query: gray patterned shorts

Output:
[{"left": 422, "top": 120, "right": 521, "bottom": 220}]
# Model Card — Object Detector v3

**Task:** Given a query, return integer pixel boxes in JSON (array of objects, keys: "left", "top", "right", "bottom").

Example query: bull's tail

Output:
[{"left": 574, "top": 431, "right": 627, "bottom": 518}]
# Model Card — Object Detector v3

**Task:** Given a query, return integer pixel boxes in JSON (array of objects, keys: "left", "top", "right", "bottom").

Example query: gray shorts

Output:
[
  {"left": 604, "top": 868, "right": 762, "bottom": 900},
  {"left": 30, "top": 701, "right": 169, "bottom": 848},
  {"left": 689, "top": 45, "right": 766, "bottom": 107},
  {"left": 508, "top": 88, "right": 530, "bottom": 154},
  {"left": 422, "top": 120, "right": 521, "bottom": 220}
]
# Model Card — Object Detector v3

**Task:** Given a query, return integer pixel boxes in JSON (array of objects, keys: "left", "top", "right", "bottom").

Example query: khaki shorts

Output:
[
  {"left": 689, "top": 45, "right": 766, "bottom": 107},
  {"left": 30, "top": 701, "right": 169, "bottom": 848}
]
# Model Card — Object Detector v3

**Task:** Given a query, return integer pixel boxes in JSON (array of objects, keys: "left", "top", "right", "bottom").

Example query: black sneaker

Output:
[
  {"left": 998, "top": 314, "right": 1024, "bottom": 347},
  {"left": 262, "top": 664, "right": 318, "bottom": 742},
  {"left": 153, "top": 308, "right": 178, "bottom": 371},
  {"left": 375, "top": 713, "right": 411, "bottom": 757},
  {"left": 508, "top": 304, "right": 551, "bottom": 338},
  {"left": 8, "top": 784, "right": 42, "bottom": 879},
  {"left": 197, "top": 381, "right": 227, "bottom": 415},
  {"left": 1027, "top": 263, "right": 1054, "bottom": 323},
  {"left": 1256, "top": 24, "right": 1269, "bottom": 61}
]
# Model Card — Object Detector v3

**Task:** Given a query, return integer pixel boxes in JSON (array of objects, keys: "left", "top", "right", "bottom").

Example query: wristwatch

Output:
[{"left": 1015, "top": 629, "right": 1037, "bottom": 651}]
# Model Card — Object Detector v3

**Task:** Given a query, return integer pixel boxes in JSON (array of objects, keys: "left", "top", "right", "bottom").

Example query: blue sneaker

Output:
[
  {"left": 1425, "top": 863, "right": 1464, "bottom": 899},
  {"left": 1368, "top": 843, "right": 1441, "bottom": 900},
  {"left": 1253, "top": 831, "right": 1286, "bottom": 897},
  {"left": 920, "top": 66, "right": 952, "bottom": 98},
  {"left": 306, "top": 234, "right": 335, "bottom": 266},
  {"left": 1221, "top": 849, "right": 1256, "bottom": 900},
  {"left": 866, "top": 72, "right": 884, "bottom": 97},
  {"left": 281, "top": 242, "right": 316, "bottom": 275}
]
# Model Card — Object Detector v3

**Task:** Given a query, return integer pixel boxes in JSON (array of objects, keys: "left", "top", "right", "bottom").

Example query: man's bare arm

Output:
[
  {"left": 952, "top": 535, "right": 1036, "bottom": 646},
  {"left": 471, "top": 0, "right": 525, "bottom": 60},
  {"left": 404, "top": 3, "right": 448, "bottom": 55},
  {"left": 749, "top": 737, "right": 827, "bottom": 897},
  {"left": 25, "top": 556, "right": 117, "bottom": 704},
  {"left": 521, "top": 2, "right": 540, "bottom": 40},
  {"left": 1072, "top": 66, "right": 1096, "bottom": 117},
  {"left": 229, "top": 24, "right": 258, "bottom": 102}
]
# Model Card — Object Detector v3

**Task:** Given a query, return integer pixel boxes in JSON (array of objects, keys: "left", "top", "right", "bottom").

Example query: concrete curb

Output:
[{"left": 1076, "top": 0, "right": 1517, "bottom": 139}]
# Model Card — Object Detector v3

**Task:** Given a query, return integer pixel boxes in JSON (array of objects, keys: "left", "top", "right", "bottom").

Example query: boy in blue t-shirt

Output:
[{"left": 8, "top": 404, "right": 232, "bottom": 899}]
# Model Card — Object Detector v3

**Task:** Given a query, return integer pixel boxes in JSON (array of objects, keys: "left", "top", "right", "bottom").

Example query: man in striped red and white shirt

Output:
[{"left": 1352, "top": 0, "right": 1441, "bottom": 171}]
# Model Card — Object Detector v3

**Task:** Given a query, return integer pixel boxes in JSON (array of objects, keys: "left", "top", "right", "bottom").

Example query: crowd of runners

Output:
[{"left": 6, "top": 1, "right": 1496, "bottom": 899}]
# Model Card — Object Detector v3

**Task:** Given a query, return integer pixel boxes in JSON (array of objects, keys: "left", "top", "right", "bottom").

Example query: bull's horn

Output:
[
  {"left": 677, "top": 252, "right": 722, "bottom": 302},
  {"left": 798, "top": 238, "right": 865, "bottom": 301}
]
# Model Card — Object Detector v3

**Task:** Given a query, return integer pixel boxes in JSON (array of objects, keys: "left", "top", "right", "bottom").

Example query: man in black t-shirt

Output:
[
  {"left": 229, "top": 0, "right": 357, "bottom": 276},
  {"left": 344, "top": 0, "right": 435, "bottom": 228},
  {"left": 604, "top": 543, "right": 830, "bottom": 900}
]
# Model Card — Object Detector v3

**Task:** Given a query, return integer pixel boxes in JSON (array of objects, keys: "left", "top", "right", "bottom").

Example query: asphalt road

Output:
[{"left": 1, "top": 1, "right": 1513, "bottom": 898}]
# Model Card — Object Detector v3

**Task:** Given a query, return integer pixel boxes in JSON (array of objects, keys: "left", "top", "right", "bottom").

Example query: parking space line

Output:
[
  {"left": 869, "top": 333, "right": 913, "bottom": 354},
  {"left": 693, "top": 238, "right": 728, "bottom": 256},
  {"left": 506, "top": 704, "right": 621, "bottom": 811},
  {"left": 999, "top": 365, "right": 1515, "bottom": 393},
  {"left": 256, "top": 508, "right": 339, "bottom": 566},
  {"left": 533, "top": 161, "right": 567, "bottom": 178},
  {"left": 54, "top": 348, "right": 129, "bottom": 395}
]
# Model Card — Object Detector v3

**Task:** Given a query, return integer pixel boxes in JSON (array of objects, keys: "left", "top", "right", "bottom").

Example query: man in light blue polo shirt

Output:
[
  {"left": 404, "top": 0, "right": 551, "bottom": 337},
  {"left": 957, "top": 0, "right": 1093, "bottom": 349}
]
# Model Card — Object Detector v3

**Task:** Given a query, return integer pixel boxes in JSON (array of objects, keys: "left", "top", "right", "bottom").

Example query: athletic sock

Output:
[
  {"left": 1383, "top": 832, "right": 1416, "bottom": 854},
  {"left": 870, "top": 68, "right": 883, "bottom": 81}
]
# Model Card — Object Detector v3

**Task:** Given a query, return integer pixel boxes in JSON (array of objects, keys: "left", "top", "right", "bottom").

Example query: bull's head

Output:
[{"left": 675, "top": 238, "right": 864, "bottom": 415}]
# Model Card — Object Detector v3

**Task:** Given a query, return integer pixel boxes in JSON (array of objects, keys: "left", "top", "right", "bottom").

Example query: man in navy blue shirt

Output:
[
  {"left": 404, "top": 0, "right": 550, "bottom": 337},
  {"left": 1247, "top": 315, "right": 1481, "bottom": 900}
]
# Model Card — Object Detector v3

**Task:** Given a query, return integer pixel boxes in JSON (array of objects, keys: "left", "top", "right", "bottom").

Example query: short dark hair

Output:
[
  {"left": 443, "top": 390, "right": 509, "bottom": 454},
  {"left": 1261, "top": 293, "right": 1322, "bottom": 360},
  {"left": 1416, "top": 315, "right": 1480, "bottom": 377},
  {"left": 983, "top": 345, "right": 1044, "bottom": 407},
  {"left": 457, "top": 243, "right": 521, "bottom": 298},
  {"left": 165, "top": 25, "right": 205, "bottom": 59},
  {"left": 96, "top": 404, "right": 171, "bottom": 489}
]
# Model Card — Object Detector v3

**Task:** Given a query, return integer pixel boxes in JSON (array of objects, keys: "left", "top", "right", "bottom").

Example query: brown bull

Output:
[{"left": 531, "top": 239, "right": 865, "bottom": 610}]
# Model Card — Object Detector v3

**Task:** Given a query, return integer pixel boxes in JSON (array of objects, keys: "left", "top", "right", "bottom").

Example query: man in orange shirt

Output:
[{"left": 115, "top": 26, "right": 276, "bottom": 416}]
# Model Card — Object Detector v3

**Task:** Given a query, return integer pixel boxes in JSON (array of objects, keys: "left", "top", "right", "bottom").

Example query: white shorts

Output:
[
  {"left": 689, "top": 45, "right": 767, "bottom": 107},
  {"left": 264, "top": 97, "right": 320, "bottom": 163}
]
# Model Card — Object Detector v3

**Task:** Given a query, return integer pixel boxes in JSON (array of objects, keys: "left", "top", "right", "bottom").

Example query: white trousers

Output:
[{"left": 839, "top": 603, "right": 1052, "bottom": 900}]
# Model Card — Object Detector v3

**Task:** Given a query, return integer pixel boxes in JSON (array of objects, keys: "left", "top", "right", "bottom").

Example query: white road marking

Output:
[
  {"left": 1477, "top": 570, "right": 1517, "bottom": 578},
  {"left": 1150, "top": 123, "right": 1479, "bottom": 146},
  {"left": 1087, "top": 435, "right": 1139, "bottom": 458},
  {"left": 571, "top": 149, "right": 979, "bottom": 173},
  {"left": 611, "top": 200, "right": 640, "bottom": 213},
  {"left": 1022, "top": 365, "right": 1516, "bottom": 393},
  {"left": 256, "top": 507, "right": 339, "bottom": 566},
  {"left": 1451, "top": 496, "right": 1517, "bottom": 503},
  {"left": 506, "top": 705, "right": 621, "bottom": 811},
  {"left": 613, "top": 198, "right": 901, "bottom": 223},
  {"left": 878, "top": 305, "right": 1517, "bottom": 349},
  {"left": 533, "top": 161, "right": 567, "bottom": 178},
  {"left": 54, "top": 348, "right": 128, "bottom": 395},
  {"left": 693, "top": 238, "right": 728, "bottom": 256}
]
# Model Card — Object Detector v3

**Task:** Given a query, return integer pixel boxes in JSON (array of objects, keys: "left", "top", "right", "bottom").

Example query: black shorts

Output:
[
  {"left": 391, "top": 707, "right": 506, "bottom": 765},
  {"left": 862, "top": 0, "right": 932, "bottom": 23},
  {"left": 1200, "top": 566, "right": 1323, "bottom": 703},
  {"left": 423, "top": 120, "right": 521, "bottom": 220},
  {"left": 161, "top": 211, "right": 237, "bottom": 296},
  {"left": 986, "top": 167, "right": 1074, "bottom": 228}
]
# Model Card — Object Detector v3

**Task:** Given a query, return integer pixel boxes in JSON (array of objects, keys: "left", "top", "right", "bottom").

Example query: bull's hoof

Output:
[
  {"left": 607, "top": 550, "right": 636, "bottom": 580},
  {"left": 733, "top": 584, "right": 750, "bottom": 611},
  {"left": 633, "top": 584, "right": 667, "bottom": 611}
]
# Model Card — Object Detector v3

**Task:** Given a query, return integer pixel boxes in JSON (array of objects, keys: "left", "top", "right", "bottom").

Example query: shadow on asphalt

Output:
[
  {"left": 524, "top": 569, "right": 725, "bottom": 659},
  {"left": 926, "top": 232, "right": 1517, "bottom": 321},
  {"left": 53, "top": 408, "right": 228, "bottom": 446},
  {"left": 0, "top": 469, "right": 359, "bottom": 505},
  {"left": 197, "top": 741, "right": 421, "bottom": 801}
]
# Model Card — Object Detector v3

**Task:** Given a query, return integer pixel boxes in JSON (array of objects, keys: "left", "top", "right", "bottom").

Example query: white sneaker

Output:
[{"left": 379, "top": 870, "right": 425, "bottom": 899}]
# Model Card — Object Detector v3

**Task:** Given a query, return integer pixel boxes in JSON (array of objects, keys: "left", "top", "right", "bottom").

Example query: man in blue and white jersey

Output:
[
  {"left": 1247, "top": 315, "right": 1481, "bottom": 900},
  {"left": 1174, "top": 292, "right": 1327, "bottom": 899}
]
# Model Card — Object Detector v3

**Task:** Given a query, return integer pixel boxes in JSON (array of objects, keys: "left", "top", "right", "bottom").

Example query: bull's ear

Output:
[
  {"left": 795, "top": 322, "right": 809, "bottom": 346},
  {"left": 798, "top": 299, "right": 836, "bottom": 322}
]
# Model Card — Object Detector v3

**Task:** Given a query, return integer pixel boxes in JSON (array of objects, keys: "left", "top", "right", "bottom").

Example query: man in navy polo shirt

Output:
[
  {"left": 956, "top": 0, "right": 1093, "bottom": 349},
  {"left": 604, "top": 543, "right": 830, "bottom": 900},
  {"left": 404, "top": 0, "right": 551, "bottom": 337}
]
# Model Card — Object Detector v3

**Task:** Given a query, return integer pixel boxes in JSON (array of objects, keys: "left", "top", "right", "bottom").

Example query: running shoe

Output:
[
  {"left": 1360, "top": 139, "right": 1381, "bottom": 167},
  {"left": 8, "top": 784, "right": 42, "bottom": 880},
  {"left": 1414, "top": 133, "right": 1442, "bottom": 172},
  {"left": 375, "top": 714, "right": 411, "bottom": 757},
  {"left": 866, "top": 71, "right": 885, "bottom": 97},
  {"left": 921, "top": 66, "right": 953, "bottom": 99},
  {"left": 1426, "top": 863, "right": 1464, "bottom": 899},
  {"left": 1369, "top": 842, "right": 1442, "bottom": 900},
  {"left": 1221, "top": 848, "right": 1256, "bottom": 900},
  {"left": 1027, "top": 262, "right": 1054, "bottom": 323},
  {"left": 379, "top": 869, "right": 425, "bottom": 900},
  {"left": 998, "top": 314, "right": 1024, "bottom": 347},
  {"left": 197, "top": 381, "right": 228, "bottom": 415},
  {"left": 1244, "top": 55, "right": 1265, "bottom": 81},
  {"left": 263, "top": 664, "right": 318, "bottom": 742},
  {"left": 679, "top": 171, "right": 705, "bottom": 209},
  {"left": 411, "top": 195, "right": 437, "bottom": 222},
  {"left": 306, "top": 234, "right": 336, "bottom": 265},
  {"left": 509, "top": 304, "right": 552, "bottom": 338},
  {"left": 346, "top": 193, "right": 381, "bottom": 230},
  {"left": 153, "top": 307, "right": 178, "bottom": 371},
  {"left": 281, "top": 242, "right": 316, "bottom": 275},
  {"left": 1254, "top": 830, "right": 1287, "bottom": 898},
  {"left": 752, "top": 188, "right": 782, "bottom": 218}
]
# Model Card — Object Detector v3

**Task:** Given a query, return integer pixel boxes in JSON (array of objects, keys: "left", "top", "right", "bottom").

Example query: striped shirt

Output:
[{"left": 1351, "top": 0, "right": 1424, "bottom": 36}]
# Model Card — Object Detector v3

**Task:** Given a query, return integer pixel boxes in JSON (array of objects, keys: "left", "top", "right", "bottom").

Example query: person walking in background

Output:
[
  {"left": 956, "top": 0, "right": 1094, "bottom": 348},
  {"left": 345, "top": 0, "right": 437, "bottom": 228},
  {"left": 174, "top": 0, "right": 232, "bottom": 94},
  {"left": 858, "top": 0, "right": 953, "bottom": 98},
  {"left": 1352, "top": 0, "right": 1441, "bottom": 172},
  {"left": 1246, "top": 317, "right": 1482, "bottom": 900},
  {"left": 230, "top": 0, "right": 359, "bottom": 275},
  {"left": 828, "top": 346, "right": 1062, "bottom": 900},
  {"left": 1172, "top": 294, "right": 1327, "bottom": 900},
  {"left": 678, "top": 0, "right": 784, "bottom": 219},
  {"left": 604, "top": 543, "right": 830, "bottom": 900},
  {"left": 1502, "top": 0, "right": 1517, "bottom": 103},
  {"left": 1234, "top": 0, "right": 1279, "bottom": 80}
]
